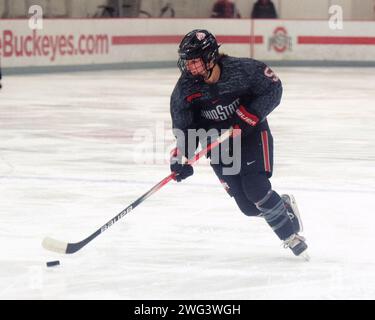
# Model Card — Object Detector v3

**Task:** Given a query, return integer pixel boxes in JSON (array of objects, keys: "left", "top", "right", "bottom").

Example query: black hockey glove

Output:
[
  {"left": 232, "top": 105, "right": 260, "bottom": 136},
  {"left": 170, "top": 147, "right": 194, "bottom": 182}
]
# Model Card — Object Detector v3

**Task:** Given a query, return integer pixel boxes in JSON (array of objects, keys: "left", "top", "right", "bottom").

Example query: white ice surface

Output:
[{"left": 0, "top": 67, "right": 374, "bottom": 299}]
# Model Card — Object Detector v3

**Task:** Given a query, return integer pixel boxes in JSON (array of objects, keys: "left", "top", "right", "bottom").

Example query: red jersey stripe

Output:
[{"left": 261, "top": 131, "right": 271, "bottom": 172}]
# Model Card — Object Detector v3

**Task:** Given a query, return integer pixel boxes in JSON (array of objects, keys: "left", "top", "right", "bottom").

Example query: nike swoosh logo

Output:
[{"left": 247, "top": 161, "right": 256, "bottom": 165}]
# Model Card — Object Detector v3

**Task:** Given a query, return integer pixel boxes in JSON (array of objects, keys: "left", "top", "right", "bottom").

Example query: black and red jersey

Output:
[{"left": 170, "top": 55, "right": 283, "bottom": 156}]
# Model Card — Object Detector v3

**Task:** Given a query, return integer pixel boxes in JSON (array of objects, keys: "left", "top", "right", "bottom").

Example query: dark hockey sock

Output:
[{"left": 255, "top": 190, "right": 294, "bottom": 240}]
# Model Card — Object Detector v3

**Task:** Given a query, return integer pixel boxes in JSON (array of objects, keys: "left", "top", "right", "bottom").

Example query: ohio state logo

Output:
[
  {"left": 196, "top": 32, "right": 206, "bottom": 41},
  {"left": 268, "top": 27, "right": 292, "bottom": 53}
]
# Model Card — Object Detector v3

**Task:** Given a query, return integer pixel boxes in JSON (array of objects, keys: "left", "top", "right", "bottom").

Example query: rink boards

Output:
[{"left": 1, "top": 18, "right": 375, "bottom": 71}]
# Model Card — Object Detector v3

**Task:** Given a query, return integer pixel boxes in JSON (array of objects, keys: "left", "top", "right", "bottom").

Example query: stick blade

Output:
[{"left": 42, "top": 237, "right": 68, "bottom": 254}]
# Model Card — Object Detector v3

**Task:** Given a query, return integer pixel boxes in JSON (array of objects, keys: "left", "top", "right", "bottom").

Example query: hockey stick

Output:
[{"left": 42, "top": 128, "right": 238, "bottom": 254}]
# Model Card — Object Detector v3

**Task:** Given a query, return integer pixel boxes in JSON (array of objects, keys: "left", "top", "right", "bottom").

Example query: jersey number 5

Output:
[{"left": 264, "top": 67, "right": 279, "bottom": 82}]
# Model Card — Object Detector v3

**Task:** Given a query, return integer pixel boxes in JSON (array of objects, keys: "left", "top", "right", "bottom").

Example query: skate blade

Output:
[{"left": 299, "top": 251, "right": 310, "bottom": 262}]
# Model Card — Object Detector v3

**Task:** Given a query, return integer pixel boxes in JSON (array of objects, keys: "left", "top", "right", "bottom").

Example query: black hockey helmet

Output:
[{"left": 177, "top": 29, "right": 220, "bottom": 76}]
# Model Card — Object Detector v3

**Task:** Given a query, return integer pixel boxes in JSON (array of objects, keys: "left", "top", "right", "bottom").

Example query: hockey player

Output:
[{"left": 169, "top": 29, "right": 308, "bottom": 257}]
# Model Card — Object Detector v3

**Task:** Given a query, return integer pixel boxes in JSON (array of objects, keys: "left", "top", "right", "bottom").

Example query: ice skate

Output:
[
  {"left": 283, "top": 234, "right": 309, "bottom": 261},
  {"left": 282, "top": 194, "right": 303, "bottom": 233}
]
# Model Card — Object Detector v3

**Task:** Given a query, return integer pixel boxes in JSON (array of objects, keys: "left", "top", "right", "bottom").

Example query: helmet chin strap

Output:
[
  {"left": 203, "top": 60, "right": 216, "bottom": 81},
  {"left": 204, "top": 65, "right": 213, "bottom": 80}
]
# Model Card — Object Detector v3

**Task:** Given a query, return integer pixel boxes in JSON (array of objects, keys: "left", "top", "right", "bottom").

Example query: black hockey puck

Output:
[{"left": 46, "top": 260, "right": 60, "bottom": 267}]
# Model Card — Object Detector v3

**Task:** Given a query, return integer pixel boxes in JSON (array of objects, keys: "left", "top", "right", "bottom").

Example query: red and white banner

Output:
[
  {"left": 0, "top": 19, "right": 250, "bottom": 68},
  {"left": 0, "top": 19, "right": 374, "bottom": 69}
]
